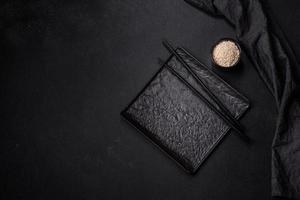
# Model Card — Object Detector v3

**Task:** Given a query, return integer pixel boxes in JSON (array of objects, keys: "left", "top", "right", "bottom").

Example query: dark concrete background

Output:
[{"left": 0, "top": 0, "right": 299, "bottom": 199}]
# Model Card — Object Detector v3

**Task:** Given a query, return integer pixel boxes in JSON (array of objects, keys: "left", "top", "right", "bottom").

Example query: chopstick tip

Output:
[{"left": 162, "top": 39, "right": 174, "bottom": 51}]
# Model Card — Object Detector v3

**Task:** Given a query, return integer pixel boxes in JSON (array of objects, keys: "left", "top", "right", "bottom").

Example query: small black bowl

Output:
[{"left": 211, "top": 38, "right": 241, "bottom": 71}]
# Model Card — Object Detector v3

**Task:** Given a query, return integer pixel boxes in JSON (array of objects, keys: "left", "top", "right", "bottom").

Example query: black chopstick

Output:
[
  {"left": 162, "top": 40, "right": 244, "bottom": 131},
  {"left": 163, "top": 63, "right": 250, "bottom": 143}
]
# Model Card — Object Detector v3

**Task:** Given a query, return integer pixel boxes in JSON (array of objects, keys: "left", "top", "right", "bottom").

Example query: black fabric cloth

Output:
[{"left": 185, "top": 0, "right": 300, "bottom": 199}]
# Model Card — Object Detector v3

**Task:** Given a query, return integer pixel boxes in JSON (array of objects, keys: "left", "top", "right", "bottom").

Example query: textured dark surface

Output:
[
  {"left": 123, "top": 48, "right": 249, "bottom": 173},
  {"left": 1, "top": 0, "right": 300, "bottom": 200}
]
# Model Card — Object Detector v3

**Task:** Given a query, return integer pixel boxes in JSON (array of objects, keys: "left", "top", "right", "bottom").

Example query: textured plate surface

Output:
[{"left": 122, "top": 48, "right": 250, "bottom": 173}]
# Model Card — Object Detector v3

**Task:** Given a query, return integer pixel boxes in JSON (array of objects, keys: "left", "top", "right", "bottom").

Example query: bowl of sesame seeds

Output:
[{"left": 211, "top": 38, "right": 241, "bottom": 70}]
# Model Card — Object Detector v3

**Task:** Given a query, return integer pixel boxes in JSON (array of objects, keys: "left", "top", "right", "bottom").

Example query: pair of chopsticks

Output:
[{"left": 162, "top": 40, "right": 250, "bottom": 143}]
